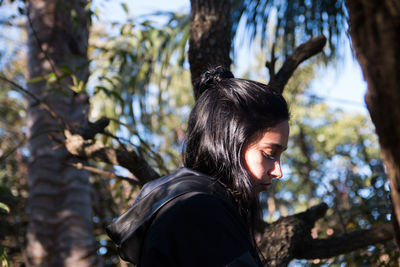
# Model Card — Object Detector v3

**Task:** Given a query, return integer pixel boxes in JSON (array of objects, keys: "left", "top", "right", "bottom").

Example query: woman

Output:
[{"left": 107, "top": 66, "right": 290, "bottom": 266}]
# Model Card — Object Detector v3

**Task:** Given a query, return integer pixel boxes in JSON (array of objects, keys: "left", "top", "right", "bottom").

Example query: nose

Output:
[{"left": 269, "top": 161, "right": 282, "bottom": 179}]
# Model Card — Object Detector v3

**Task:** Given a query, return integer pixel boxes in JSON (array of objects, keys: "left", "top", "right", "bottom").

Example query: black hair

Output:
[
  {"left": 183, "top": 65, "right": 289, "bottom": 203},
  {"left": 183, "top": 66, "right": 289, "bottom": 221},
  {"left": 183, "top": 66, "right": 289, "bottom": 262}
]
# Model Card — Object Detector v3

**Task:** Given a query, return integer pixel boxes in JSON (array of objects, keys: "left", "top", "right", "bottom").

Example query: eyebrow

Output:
[{"left": 261, "top": 143, "right": 287, "bottom": 151}]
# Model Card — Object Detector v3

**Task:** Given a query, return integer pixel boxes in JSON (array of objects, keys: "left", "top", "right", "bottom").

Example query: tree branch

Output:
[
  {"left": 64, "top": 130, "right": 159, "bottom": 184},
  {"left": 0, "top": 19, "right": 25, "bottom": 28},
  {"left": 298, "top": 222, "right": 394, "bottom": 259},
  {"left": 259, "top": 203, "right": 394, "bottom": 266},
  {"left": 267, "top": 35, "right": 327, "bottom": 93},
  {"left": 260, "top": 203, "right": 328, "bottom": 266},
  {"left": 0, "top": 74, "right": 158, "bottom": 184},
  {"left": 80, "top": 117, "right": 110, "bottom": 140},
  {"left": 265, "top": 42, "right": 277, "bottom": 83},
  {"left": 68, "top": 162, "right": 140, "bottom": 185}
]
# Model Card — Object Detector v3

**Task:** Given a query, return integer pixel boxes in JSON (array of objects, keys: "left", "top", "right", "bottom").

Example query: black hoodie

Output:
[{"left": 106, "top": 168, "right": 262, "bottom": 266}]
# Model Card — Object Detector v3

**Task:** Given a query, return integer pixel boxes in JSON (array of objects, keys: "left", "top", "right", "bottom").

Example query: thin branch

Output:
[
  {"left": 0, "top": 74, "right": 68, "bottom": 130},
  {"left": 103, "top": 130, "right": 128, "bottom": 151},
  {"left": 68, "top": 162, "right": 140, "bottom": 185},
  {"left": 297, "top": 222, "right": 394, "bottom": 259},
  {"left": 265, "top": 42, "right": 277, "bottom": 83},
  {"left": 107, "top": 117, "right": 170, "bottom": 174},
  {"left": 0, "top": 19, "right": 25, "bottom": 28},
  {"left": 64, "top": 130, "right": 159, "bottom": 184},
  {"left": 0, "top": 75, "right": 159, "bottom": 183},
  {"left": 267, "top": 35, "right": 327, "bottom": 93},
  {"left": 0, "top": 137, "right": 26, "bottom": 163}
]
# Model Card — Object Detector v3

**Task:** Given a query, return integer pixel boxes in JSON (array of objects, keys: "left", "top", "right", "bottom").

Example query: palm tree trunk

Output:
[
  {"left": 189, "top": 0, "right": 232, "bottom": 99},
  {"left": 25, "top": 0, "right": 100, "bottom": 266}
]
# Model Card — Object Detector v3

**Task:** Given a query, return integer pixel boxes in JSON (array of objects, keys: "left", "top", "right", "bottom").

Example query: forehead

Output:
[{"left": 247, "top": 121, "right": 289, "bottom": 148}]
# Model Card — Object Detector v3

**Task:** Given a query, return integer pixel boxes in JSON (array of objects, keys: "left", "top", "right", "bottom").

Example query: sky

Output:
[
  {"left": 0, "top": 0, "right": 368, "bottom": 115},
  {"left": 93, "top": 0, "right": 368, "bottom": 115}
]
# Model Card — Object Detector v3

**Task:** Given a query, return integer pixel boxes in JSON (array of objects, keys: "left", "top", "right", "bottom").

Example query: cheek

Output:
[{"left": 244, "top": 150, "right": 265, "bottom": 180}]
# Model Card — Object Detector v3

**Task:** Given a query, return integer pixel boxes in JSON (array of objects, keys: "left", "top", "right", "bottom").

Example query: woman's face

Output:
[{"left": 243, "top": 120, "right": 289, "bottom": 194}]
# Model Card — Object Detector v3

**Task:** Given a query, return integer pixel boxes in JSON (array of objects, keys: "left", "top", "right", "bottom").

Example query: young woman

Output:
[{"left": 107, "top": 66, "right": 290, "bottom": 266}]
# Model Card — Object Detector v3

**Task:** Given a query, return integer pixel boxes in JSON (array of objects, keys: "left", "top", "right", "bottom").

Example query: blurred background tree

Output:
[{"left": 0, "top": 0, "right": 398, "bottom": 266}]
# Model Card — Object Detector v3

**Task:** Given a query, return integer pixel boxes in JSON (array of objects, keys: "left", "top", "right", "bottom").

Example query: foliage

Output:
[
  {"left": 0, "top": 4, "right": 28, "bottom": 263},
  {"left": 0, "top": 59, "right": 28, "bottom": 267},
  {"left": 238, "top": 39, "right": 394, "bottom": 264},
  {"left": 0, "top": 0, "right": 396, "bottom": 266},
  {"left": 87, "top": 12, "right": 194, "bottom": 266},
  {"left": 231, "top": 0, "right": 348, "bottom": 58},
  {"left": 88, "top": 11, "right": 192, "bottom": 174},
  {"left": 257, "top": 61, "right": 394, "bottom": 265}
]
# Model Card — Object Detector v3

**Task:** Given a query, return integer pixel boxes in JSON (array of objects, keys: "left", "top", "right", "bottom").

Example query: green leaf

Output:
[
  {"left": 27, "top": 76, "right": 45, "bottom": 84},
  {"left": 0, "top": 202, "right": 10, "bottom": 213},
  {"left": 69, "top": 75, "right": 86, "bottom": 93},
  {"left": 45, "top": 73, "right": 57, "bottom": 83},
  {"left": 60, "top": 65, "right": 73, "bottom": 75},
  {"left": 121, "top": 3, "right": 129, "bottom": 14},
  {"left": 0, "top": 245, "right": 8, "bottom": 267}
]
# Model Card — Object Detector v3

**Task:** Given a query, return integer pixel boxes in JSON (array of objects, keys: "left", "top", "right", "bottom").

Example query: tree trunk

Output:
[
  {"left": 189, "top": 0, "right": 232, "bottom": 99},
  {"left": 25, "top": 0, "right": 100, "bottom": 266},
  {"left": 346, "top": 0, "right": 400, "bottom": 245}
]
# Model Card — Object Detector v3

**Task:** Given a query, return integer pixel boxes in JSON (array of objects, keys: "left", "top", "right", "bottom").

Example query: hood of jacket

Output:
[{"left": 106, "top": 167, "right": 233, "bottom": 264}]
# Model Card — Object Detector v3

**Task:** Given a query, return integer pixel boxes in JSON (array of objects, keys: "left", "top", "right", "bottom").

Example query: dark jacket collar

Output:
[{"left": 106, "top": 167, "right": 233, "bottom": 264}]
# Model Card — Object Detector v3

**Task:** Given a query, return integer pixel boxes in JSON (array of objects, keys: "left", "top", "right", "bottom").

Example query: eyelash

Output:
[{"left": 262, "top": 151, "right": 276, "bottom": 160}]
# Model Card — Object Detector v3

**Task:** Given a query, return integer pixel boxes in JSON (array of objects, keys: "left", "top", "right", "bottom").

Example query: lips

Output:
[
  {"left": 260, "top": 180, "right": 272, "bottom": 186},
  {"left": 259, "top": 183, "right": 271, "bottom": 190}
]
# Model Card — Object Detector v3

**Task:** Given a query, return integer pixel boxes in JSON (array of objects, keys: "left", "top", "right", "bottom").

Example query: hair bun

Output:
[{"left": 194, "top": 66, "right": 234, "bottom": 99}]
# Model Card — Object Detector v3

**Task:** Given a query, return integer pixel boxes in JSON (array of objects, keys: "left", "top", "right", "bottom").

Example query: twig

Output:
[
  {"left": 0, "top": 19, "right": 25, "bottom": 28},
  {"left": 0, "top": 74, "right": 68, "bottom": 130},
  {"left": 107, "top": 117, "right": 169, "bottom": 174},
  {"left": 68, "top": 162, "right": 140, "bottom": 185},
  {"left": 265, "top": 42, "right": 277, "bottom": 83},
  {"left": 267, "top": 35, "right": 327, "bottom": 93},
  {"left": 103, "top": 130, "right": 128, "bottom": 151},
  {"left": 0, "top": 137, "right": 26, "bottom": 163}
]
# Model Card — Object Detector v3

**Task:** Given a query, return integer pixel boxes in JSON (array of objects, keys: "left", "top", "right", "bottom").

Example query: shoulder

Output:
[
  {"left": 140, "top": 193, "right": 253, "bottom": 266},
  {"left": 158, "top": 192, "right": 245, "bottom": 232}
]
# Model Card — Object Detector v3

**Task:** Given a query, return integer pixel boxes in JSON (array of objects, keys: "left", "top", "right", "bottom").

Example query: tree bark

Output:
[
  {"left": 64, "top": 129, "right": 159, "bottom": 184},
  {"left": 258, "top": 204, "right": 394, "bottom": 266},
  {"left": 189, "top": 0, "right": 232, "bottom": 99},
  {"left": 346, "top": 0, "right": 400, "bottom": 245},
  {"left": 267, "top": 35, "right": 326, "bottom": 93},
  {"left": 25, "top": 0, "right": 100, "bottom": 266}
]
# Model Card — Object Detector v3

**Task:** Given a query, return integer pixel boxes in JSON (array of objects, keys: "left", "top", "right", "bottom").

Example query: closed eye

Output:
[{"left": 262, "top": 151, "right": 276, "bottom": 160}]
